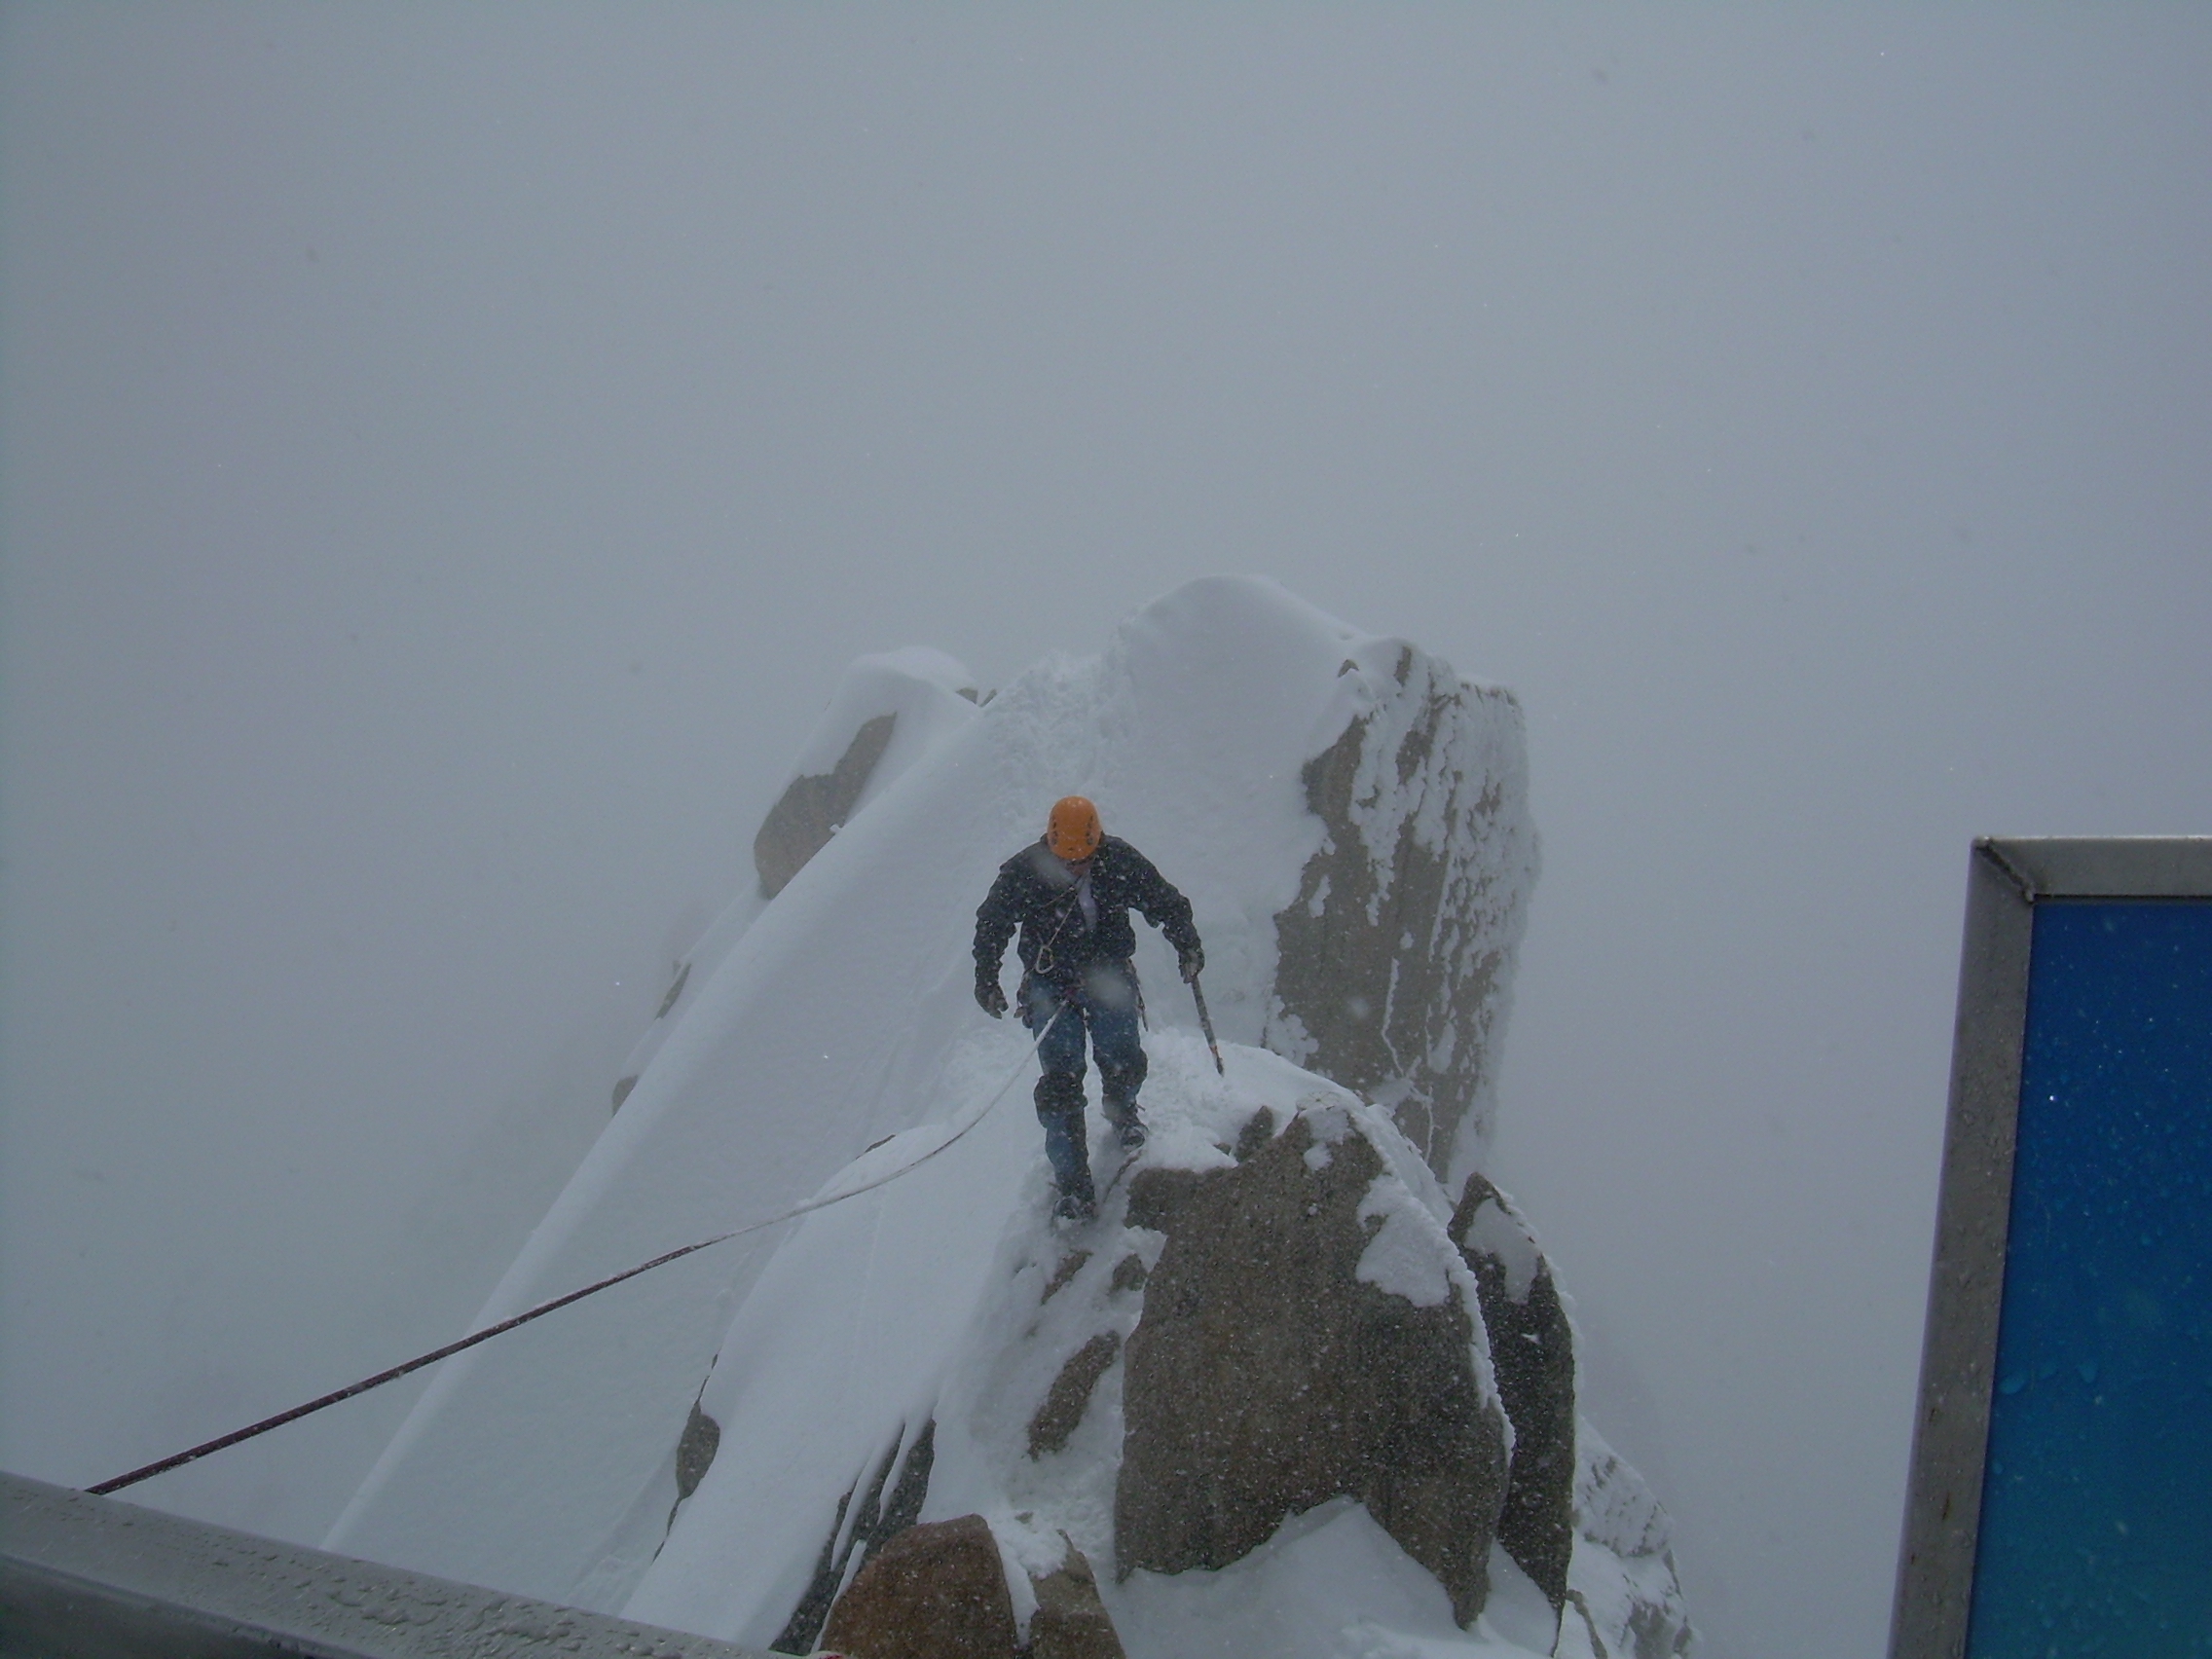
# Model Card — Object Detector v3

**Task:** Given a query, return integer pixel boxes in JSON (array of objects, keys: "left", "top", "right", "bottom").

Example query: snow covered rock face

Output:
[
  {"left": 1268, "top": 643, "right": 1535, "bottom": 1179},
  {"left": 754, "top": 712, "right": 899, "bottom": 899},
  {"left": 771, "top": 1421, "right": 936, "bottom": 1654},
  {"left": 769, "top": 1078, "right": 1689, "bottom": 1659},
  {"left": 1449, "top": 1173, "right": 1578, "bottom": 1610},
  {"left": 1116, "top": 1101, "right": 1509, "bottom": 1625},
  {"left": 1561, "top": 1436, "right": 1696, "bottom": 1659},
  {"left": 609, "top": 645, "right": 982, "bottom": 1113},
  {"left": 326, "top": 578, "right": 1682, "bottom": 1656}
]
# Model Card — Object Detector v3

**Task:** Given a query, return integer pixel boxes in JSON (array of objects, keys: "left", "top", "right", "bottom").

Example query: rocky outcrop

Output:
[
  {"left": 1268, "top": 644, "right": 1536, "bottom": 1179},
  {"left": 1025, "top": 1542, "right": 1126, "bottom": 1659},
  {"left": 610, "top": 651, "right": 980, "bottom": 1120},
  {"left": 754, "top": 713, "right": 899, "bottom": 899},
  {"left": 749, "top": 645, "right": 984, "bottom": 902},
  {"left": 816, "top": 1514, "right": 1016, "bottom": 1659},
  {"left": 764, "top": 1097, "right": 1682, "bottom": 1656},
  {"left": 673, "top": 1398, "right": 719, "bottom": 1507},
  {"left": 1560, "top": 1433, "right": 1695, "bottom": 1659},
  {"left": 1450, "top": 1172, "right": 1577, "bottom": 1609},
  {"left": 811, "top": 1518, "right": 1124, "bottom": 1659},
  {"left": 1028, "top": 1333, "right": 1122, "bottom": 1458},
  {"left": 1116, "top": 1102, "right": 1510, "bottom": 1625},
  {"left": 772, "top": 1421, "right": 935, "bottom": 1656}
]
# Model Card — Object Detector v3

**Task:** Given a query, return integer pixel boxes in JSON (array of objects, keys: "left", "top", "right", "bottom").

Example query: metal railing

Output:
[{"left": 0, "top": 1473, "right": 770, "bottom": 1659}]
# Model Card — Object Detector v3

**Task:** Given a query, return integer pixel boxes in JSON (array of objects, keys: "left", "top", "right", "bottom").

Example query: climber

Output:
[{"left": 974, "top": 795, "right": 1203, "bottom": 1220}]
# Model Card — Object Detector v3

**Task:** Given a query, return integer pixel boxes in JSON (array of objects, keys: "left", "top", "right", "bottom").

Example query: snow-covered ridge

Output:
[
  {"left": 325, "top": 577, "right": 1684, "bottom": 1658},
  {"left": 610, "top": 647, "right": 984, "bottom": 1112}
]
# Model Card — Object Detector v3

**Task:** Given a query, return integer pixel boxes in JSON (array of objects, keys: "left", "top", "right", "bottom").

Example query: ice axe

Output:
[{"left": 1189, "top": 971, "right": 1226, "bottom": 1076}]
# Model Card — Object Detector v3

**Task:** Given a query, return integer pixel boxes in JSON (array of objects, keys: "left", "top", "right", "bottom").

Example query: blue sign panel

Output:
[{"left": 1967, "top": 902, "right": 2212, "bottom": 1654}]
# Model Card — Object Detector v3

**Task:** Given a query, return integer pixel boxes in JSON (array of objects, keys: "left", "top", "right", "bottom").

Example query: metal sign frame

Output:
[{"left": 1888, "top": 836, "right": 2212, "bottom": 1659}]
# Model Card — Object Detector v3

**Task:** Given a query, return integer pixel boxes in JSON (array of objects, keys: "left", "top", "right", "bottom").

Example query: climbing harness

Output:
[
  {"left": 89, "top": 1006, "right": 1071, "bottom": 1497},
  {"left": 1027, "top": 880, "right": 1088, "bottom": 978}
]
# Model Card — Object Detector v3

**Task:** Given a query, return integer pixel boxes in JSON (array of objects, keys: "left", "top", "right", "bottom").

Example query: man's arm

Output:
[
  {"left": 972, "top": 863, "right": 1024, "bottom": 1015},
  {"left": 1119, "top": 843, "right": 1202, "bottom": 970}
]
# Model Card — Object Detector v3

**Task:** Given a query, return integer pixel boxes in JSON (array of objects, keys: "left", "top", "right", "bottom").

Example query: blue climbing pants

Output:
[{"left": 1023, "top": 960, "right": 1145, "bottom": 1198}]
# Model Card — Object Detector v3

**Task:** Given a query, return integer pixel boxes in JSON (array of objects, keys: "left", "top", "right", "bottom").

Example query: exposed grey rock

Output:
[
  {"left": 1267, "top": 645, "right": 1536, "bottom": 1178},
  {"left": 771, "top": 1419, "right": 935, "bottom": 1656},
  {"left": 1232, "top": 1107, "right": 1276, "bottom": 1163},
  {"left": 1026, "top": 1542, "right": 1126, "bottom": 1659},
  {"left": 1040, "top": 1248, "right": 1090, "bottom": 1305},
  {"left": 673, "top": 1399, "right": 719, "bottom": 1504},
  {"left": 817, "top": 1514, "right": 1017, "bottom": 1659},
  {"left": 655, "top": 960, "right": 691, "bottom": 1019},
  {"left": 611, "top": 965, "right": 694, "bottom": 1111},
  {"left": 1116, "top": 1104, "right": 1509, "bottom": 1625},
  {"left": 753, "top": 712, "right": 898, "bottom": 899},
  {"left": 1027, "top": 1332, "right": 1121, "bottom": 1458},
  {"left": 807, "top": 1517, "right": 1127, "bottom": 1659},
  {"left": 1449, "top": 1173, "right": 1576, "bottom": 1609},
  {"left": 657, "top": 1394, "right": 723, "bottom": 1536}
]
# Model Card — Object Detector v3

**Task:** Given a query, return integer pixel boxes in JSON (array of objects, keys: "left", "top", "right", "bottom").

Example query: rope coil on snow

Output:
[{"left": 88, "top": 1009, "right": 1064, "bottom": 1496}]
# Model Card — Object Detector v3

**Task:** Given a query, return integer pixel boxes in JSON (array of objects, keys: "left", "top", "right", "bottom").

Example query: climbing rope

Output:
[{"left": 89, "top": 1008, "right": 1065, "bottom": 1496}]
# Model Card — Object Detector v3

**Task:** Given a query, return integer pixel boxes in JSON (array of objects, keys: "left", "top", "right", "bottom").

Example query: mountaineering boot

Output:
[
  {"left": 1052, "top": 1183, "right": 1096, "bottom": 1224},
  {"left": 1052, "top": 1157, "right": 1097, "bottom": 1222},
  {"left": 1104, "top": 1092, "right": 1146, "bottom": 1152}
]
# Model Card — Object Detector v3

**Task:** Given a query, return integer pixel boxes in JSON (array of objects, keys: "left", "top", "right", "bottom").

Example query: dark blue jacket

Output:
[{"left": 974, "top": 835, "right": 1199, "bottom": 990}]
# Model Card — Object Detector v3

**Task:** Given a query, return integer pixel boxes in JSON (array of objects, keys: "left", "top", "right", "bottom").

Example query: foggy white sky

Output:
[{"left": 2, "top": 7, "right": 2207, "bottom": 1657}]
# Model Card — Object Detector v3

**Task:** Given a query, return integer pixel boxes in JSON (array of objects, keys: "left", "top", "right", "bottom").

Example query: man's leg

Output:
[
  {"left": 1025, "top": 978, "right": 1094, "bottom": 1210},
  {"left": 1086, "top": 961, "right": 1148, "bottom": 1149}
]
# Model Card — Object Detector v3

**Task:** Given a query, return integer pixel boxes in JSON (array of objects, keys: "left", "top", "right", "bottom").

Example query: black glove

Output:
[
  {"left": 977, "top": 977, "right": 1009, "bottom": 1019},
  {"left": 1178, "top": 942, "right": 1204, "bottom": 983}
]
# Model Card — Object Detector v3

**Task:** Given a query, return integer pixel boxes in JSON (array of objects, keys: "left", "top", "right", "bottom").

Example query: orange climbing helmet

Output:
[{"left": 1046, "top": 795, "right": 1103, "bottom": 862}]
